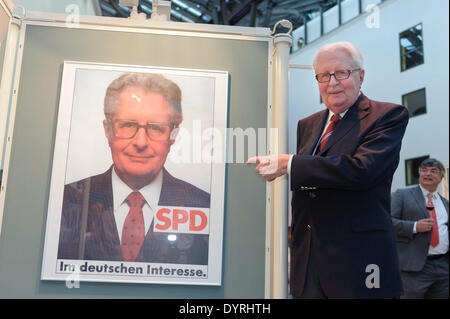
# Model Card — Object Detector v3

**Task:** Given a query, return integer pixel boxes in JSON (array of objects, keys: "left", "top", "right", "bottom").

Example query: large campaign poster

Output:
[{"left": 41, "top": 62, "right": 228, "bottom": 286}]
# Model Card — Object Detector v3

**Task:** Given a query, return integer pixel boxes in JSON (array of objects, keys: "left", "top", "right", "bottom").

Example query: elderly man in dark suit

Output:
[
  {"left": 58, "top": 72, "right": 210, "bottom": 265},
  {"left": 391, "top": 158, "right": 449, "bottom": 299},
  {"left": 247, "top": 41, "right": 408, "bottom": 298}
]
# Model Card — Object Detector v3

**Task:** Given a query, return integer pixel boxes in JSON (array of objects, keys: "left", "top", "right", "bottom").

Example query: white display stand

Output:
[{"left": 0, "top": 6, "right": 292, "bottom": 298}]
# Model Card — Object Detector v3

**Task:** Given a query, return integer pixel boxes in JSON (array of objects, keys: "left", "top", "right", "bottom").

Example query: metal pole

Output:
[
  {"left": 338, "top": 0, "right": 342, "bottom": 26},
  {"left": 271, "top": 32, "right": 292, "bottom": 299},
  {"left": 303, "top": 15, "right": 308, "bottom": 45},
  {"left": 289, "top": 63, "right": 312, "bottom": 70},
  {"left": 320, "top": 5, "right": 324, "bottom": 36}
]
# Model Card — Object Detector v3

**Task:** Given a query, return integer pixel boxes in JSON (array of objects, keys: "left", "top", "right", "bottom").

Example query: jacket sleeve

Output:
[
  {"left": 390, "top": 189, "right": 415, "bottom": 239},
  {"left": 291, "top": 103, "right": 409, "bottom": 191}
]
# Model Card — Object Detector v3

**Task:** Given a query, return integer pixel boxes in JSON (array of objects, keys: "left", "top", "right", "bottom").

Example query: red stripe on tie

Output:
[{"left": 315, "top": 114, "right": 340, "bottom": 154}]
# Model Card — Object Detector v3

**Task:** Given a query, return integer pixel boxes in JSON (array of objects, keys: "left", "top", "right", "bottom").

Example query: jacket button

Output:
[
  {"left": 307, "top": 225, "right": 311, "bottom": 231},
  {"left": 309, "top": 191, "right": 317, "bottom": 199}
]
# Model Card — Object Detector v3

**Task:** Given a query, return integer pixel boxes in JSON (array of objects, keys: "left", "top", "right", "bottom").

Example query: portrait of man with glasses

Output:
[{"left": 57, "top": 72, "right": 210, "bottom": 265}]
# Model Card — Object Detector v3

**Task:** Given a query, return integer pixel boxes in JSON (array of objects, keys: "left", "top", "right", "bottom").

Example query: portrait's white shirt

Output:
[{"left": 111, "top": 167, "right": 163, "bottom": 243}]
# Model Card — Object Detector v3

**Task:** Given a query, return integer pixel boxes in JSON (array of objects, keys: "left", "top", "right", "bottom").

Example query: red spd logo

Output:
[{"left": 154, "top": 207, "right": 210, "bottom": 234}]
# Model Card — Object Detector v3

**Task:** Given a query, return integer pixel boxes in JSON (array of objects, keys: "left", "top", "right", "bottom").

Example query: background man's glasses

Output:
[
  {"left": 419, "top": 167, "right": 441, "bottom": 175},
  {"left": 109, "top": 119, "right": 174, "bottom": 141},
  {"left": 315, "top": 68, "right": 361, "bottom": 83}
]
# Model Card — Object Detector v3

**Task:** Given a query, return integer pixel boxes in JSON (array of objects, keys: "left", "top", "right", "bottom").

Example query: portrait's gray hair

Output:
[
  {"left": 312, "top": 41, "right": 364, "bottom": 72},
  {"left": 419, "top": 158, "right": 446, "bottom": 177},
  {"left": 104, "top": 72, "right": 183, "bottom": 126}
]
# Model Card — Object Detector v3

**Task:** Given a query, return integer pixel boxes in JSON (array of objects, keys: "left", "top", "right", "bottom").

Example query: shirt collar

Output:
[
  {"left": 327, "top": 108, "right": 349, "bottom": 122},
  {"left": 419, "top": 184, "right": 438, "bottom": 199},
  {"left": 111, "top": 167, "right": 163, "bottom": 211}
]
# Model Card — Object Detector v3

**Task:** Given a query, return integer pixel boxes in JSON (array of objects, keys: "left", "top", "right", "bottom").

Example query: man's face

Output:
[
  {"left": 315, "top": 48, "right": 365, "bottom": 114},
  {"left": 419, "top": 165, "right": 443, "bottom": 192},
  {"left": 104, "top": 87, "right": 175, "bottom": 189}
]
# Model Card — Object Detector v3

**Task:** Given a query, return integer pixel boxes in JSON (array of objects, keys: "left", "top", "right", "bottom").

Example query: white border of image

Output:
[{"left": 41, "top": 61, "right": 228, "bottom": 286}]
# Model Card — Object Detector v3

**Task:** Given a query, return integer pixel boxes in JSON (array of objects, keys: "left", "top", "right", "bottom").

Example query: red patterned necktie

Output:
[
  {"left": 122, "top": 191, "right": 146, "bottom": 262},
  {"left": 315, "top": 114, "right": 340, "bottom": 154},
  {"left": 426, "top": 193, "right": 439, "bottom": 247}
]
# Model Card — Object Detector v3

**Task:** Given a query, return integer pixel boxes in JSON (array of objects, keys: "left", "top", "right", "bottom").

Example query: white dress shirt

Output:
[
  {"left": 414, "top": 185, "right": 449, "bottom": 256},
  {"left": 111, "top": 168, "right": 163, "bottom": 243}
]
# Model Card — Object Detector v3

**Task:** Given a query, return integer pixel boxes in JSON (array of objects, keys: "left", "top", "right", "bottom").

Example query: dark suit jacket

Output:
[
  {"left": 391, "top": 186, "right": 449, "bottom": 272},
  {"left": 289, "top": 93, "right": 408, "bottom": 298},
  {"left": 57, "top": 166, "right": 210, "bottom": 265}
]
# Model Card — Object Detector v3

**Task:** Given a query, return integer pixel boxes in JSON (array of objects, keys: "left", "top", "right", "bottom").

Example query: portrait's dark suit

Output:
[
  {"left": 391, "top": 186, "right": 449, "bottom": 271},
  {"left": 289, "top": 93, "right": 409, "bottom": 298},
  {"left": 57, "top": 167, "right": 210, "bottom": 265}
]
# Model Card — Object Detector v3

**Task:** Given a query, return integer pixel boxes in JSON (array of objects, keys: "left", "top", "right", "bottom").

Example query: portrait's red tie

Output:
[
  {"left": 426, "top": 193, "right": 439, "bottom": 248},
  {"left": 122, "top": 191, "right": 146, "bottom": 261},
  {"left": 315, "top": 114, "right": 340, "bottom": 155}
]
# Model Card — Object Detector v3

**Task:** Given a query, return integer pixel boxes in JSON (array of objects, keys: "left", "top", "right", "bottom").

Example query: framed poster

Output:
[{"left": 41, "top": 61, "right": 228, "bottom": 286}]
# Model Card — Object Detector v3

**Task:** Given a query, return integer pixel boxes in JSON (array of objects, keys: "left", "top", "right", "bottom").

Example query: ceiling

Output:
[{"left": 99, "top": 0, "right": 339, "bottom": 32}]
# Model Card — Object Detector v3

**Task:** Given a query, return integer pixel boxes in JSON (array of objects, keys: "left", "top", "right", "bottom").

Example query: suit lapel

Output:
[
  {"left": 302, "top": 111, "right": 328, "bottom": 155},
  {"left": 318, "top": 94, "right": 370, "bottom": 155},
  {"left": 439, "top": 194, "right": 449, "bottom": 214},
  {"left": 88, "top": 167, "right": 122, "bottom": 259}
]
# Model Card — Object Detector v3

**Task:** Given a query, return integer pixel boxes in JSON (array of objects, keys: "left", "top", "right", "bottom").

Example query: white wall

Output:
[
  {"left": 12, "top": 0, "right": 100, "bottom": 16},
  {"left": 288, "top": 0, "right": 449, "bottom": 192}
]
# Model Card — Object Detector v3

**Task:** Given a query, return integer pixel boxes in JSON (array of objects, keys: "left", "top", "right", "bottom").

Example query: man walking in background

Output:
[{"left": 391, "top": 158, "right": 449, "bottom": 298}]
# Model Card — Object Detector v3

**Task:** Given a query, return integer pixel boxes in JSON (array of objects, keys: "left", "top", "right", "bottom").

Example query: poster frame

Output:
[{"left": 41, "top": 61, "right": 229, "bottom": 286}]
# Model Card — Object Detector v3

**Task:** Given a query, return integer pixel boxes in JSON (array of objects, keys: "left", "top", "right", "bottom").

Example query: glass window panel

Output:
[
  {"left": 405, "top": 155, "right": 429, "bottom": 186},
  {"left": 402, "top": 88, "right": 426, "bottom": 117},
  {"left": 399, "top": 23, "right": 424, "bottom": 71}
]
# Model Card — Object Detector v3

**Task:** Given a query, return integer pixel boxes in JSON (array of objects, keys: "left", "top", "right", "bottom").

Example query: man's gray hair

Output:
[
  {"left": 419, "top": 158, "right": 446, "bottom": 177},
  {"left": 104, "top": 72, "right": 183, "bottom": 126},
  {"left": 312, "top": 41, "right": 364, "bottom": 72}
]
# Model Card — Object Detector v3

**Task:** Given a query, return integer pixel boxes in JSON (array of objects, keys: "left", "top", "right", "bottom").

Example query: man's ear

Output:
[
  {"left": 103, "top": 119, "right": 113, "bottom": 143},
  {"left": 359, "top": 68, "right": 365, "bottom": 86}
]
